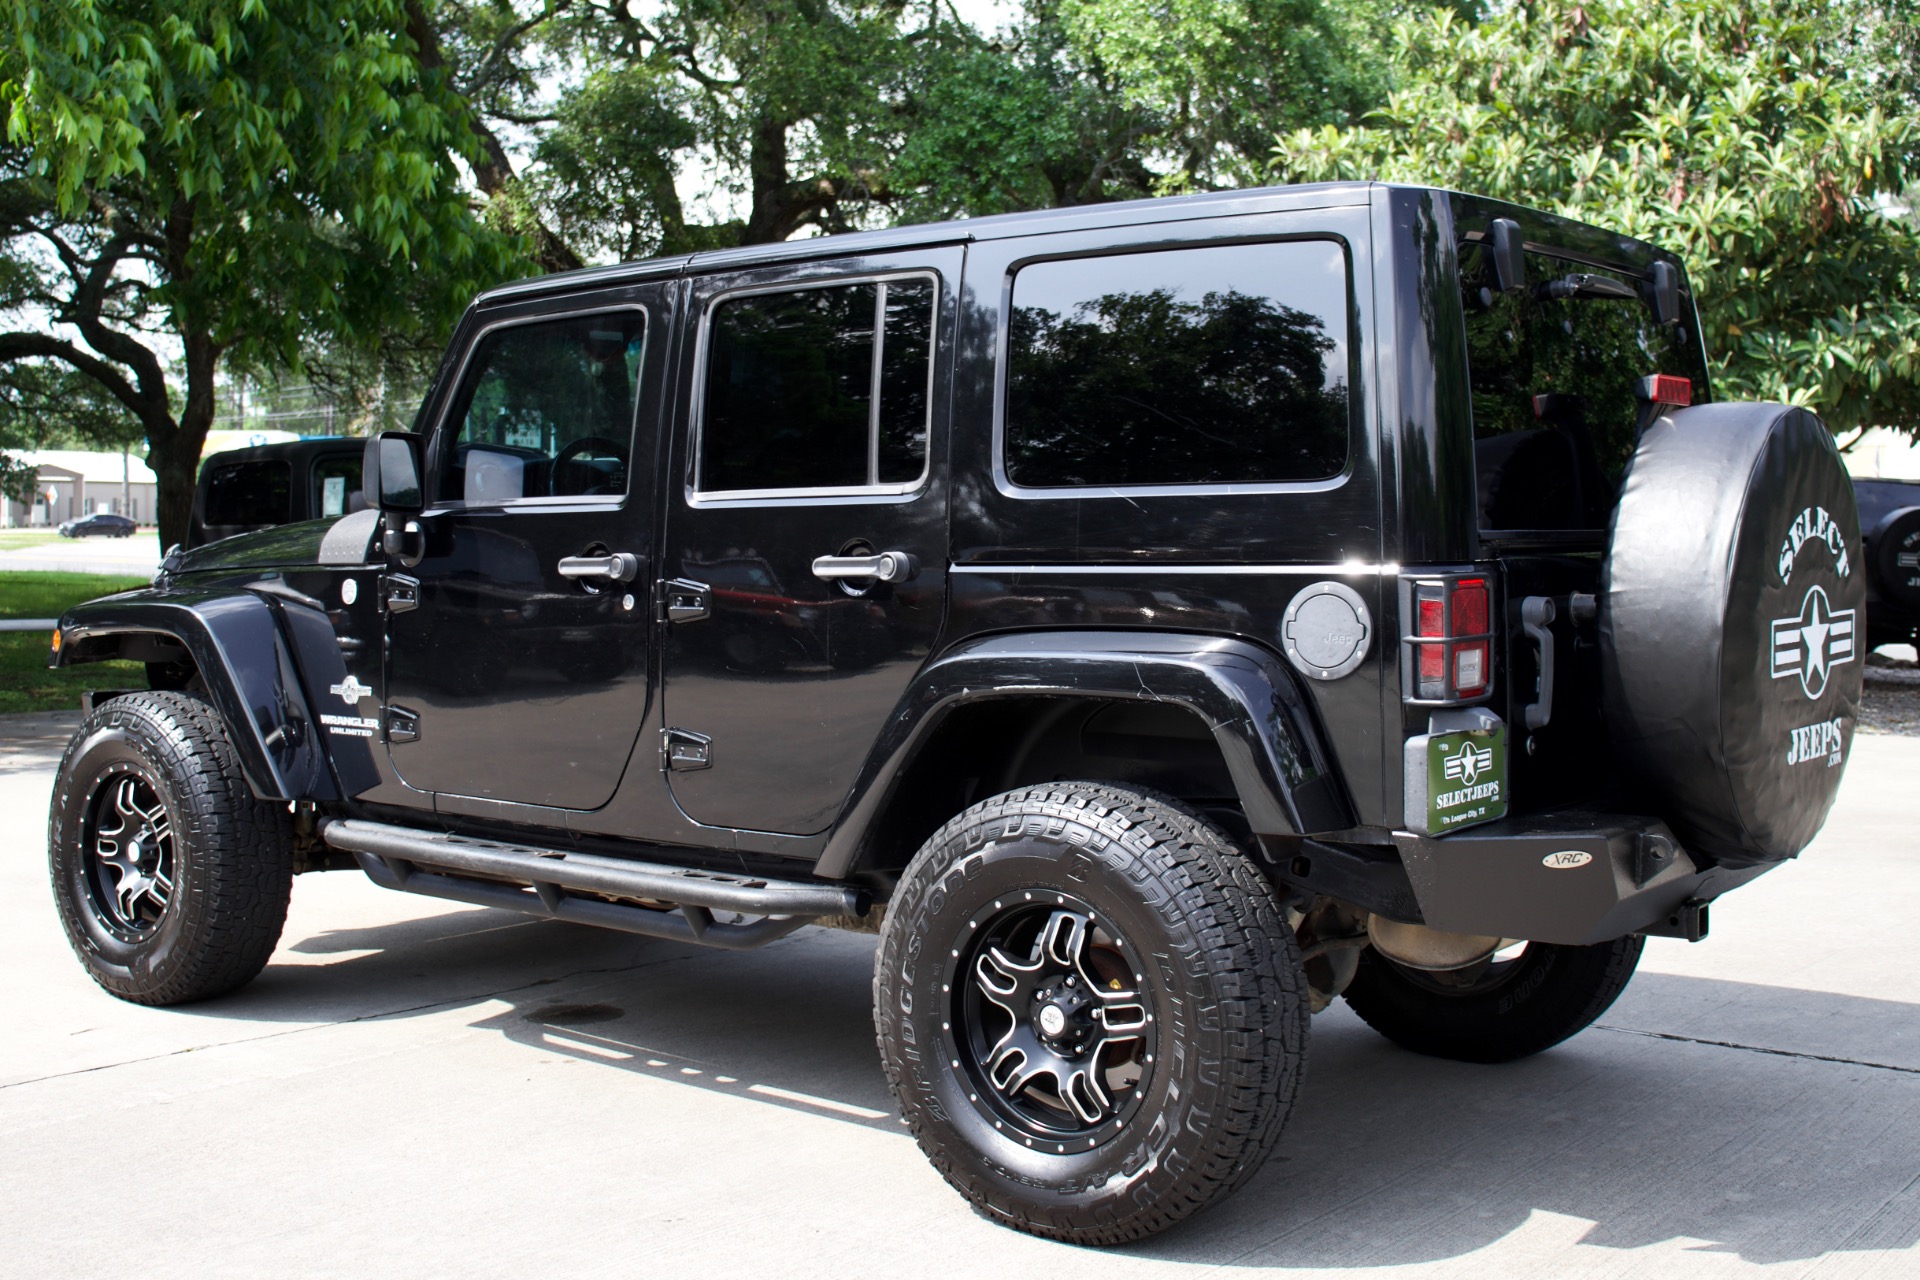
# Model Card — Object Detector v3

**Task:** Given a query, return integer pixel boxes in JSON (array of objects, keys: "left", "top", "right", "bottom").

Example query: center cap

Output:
[{"left": 1037, "top": 1005, "right": 1068, "bottom": 1037}]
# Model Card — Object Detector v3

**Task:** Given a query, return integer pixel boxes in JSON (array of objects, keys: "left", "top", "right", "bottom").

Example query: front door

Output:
[
  {"left": 381, "top": 284, "right": 673, "bottom": 809},
  {"left": 659, "top": 247, "right": 960, "bottom": 834}
]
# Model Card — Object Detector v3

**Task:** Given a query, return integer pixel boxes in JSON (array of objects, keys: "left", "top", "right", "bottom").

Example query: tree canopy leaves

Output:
[
  {"left": 1273, "top": 0, "right": 1920, "bottom": 438},
  {"left": 1, "top": 0, "right": 522, "bottom": 541}
]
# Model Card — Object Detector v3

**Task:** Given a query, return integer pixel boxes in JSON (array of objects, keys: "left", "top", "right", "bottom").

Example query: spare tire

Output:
[
  {"left": 1869, "top": 505, "right": 1920, "bottom": 611},
  {"left": 1602, "top": 403, "right": 1863, "bottom": 867}
]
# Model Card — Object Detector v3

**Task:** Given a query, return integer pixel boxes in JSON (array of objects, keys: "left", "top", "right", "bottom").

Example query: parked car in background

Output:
[
  {"left": 55, "top": 512, "right": 137, "bottom": 538},
  {"left": 187, "top": 438, "right": 365, "bottom": 548},
  {"left": 1858, "top": 477, "right": 1920, "bottom": 650}
]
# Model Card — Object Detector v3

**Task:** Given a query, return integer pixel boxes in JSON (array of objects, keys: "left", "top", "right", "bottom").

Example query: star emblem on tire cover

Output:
[{"left": 1769, "top": 584, "right": 1856, "bottom": 700}]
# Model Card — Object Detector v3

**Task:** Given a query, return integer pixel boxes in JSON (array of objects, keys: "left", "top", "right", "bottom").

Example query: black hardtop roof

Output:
[
  {"left": 201, "top": 438, "right": 365, "bottom": 469},
  {"left": 475, "top": 180, "right": 1380, "bottom": 307}
]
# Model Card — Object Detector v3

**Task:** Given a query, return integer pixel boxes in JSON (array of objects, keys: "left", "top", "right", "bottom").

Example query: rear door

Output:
[{"left": 657, "top": 247, "right": 960, "bottom": 834}]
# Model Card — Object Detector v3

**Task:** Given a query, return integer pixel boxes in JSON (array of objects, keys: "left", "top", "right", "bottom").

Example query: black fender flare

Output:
[
  {"left": 813, "top": 630, "right": 1354, "bottom": 880},
  {"left": 55, "top": 586, "right": 377, "bottom": 802}
]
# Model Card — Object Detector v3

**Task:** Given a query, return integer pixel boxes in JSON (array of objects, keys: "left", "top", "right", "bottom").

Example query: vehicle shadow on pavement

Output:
[{"left": 204, "top": 906, "right": 1920, "bottom": 1267}]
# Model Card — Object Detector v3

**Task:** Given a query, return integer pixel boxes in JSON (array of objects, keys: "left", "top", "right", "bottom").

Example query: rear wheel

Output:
[
  {"left": 875, "top": 782, "right": 1308, "bottom": 1244},
  {"left": 49, "top": 692, "right": 294, "bottom": 1005},
  {"left": 1342, "top": 934, "right": 1642, "bottom": 1063}
]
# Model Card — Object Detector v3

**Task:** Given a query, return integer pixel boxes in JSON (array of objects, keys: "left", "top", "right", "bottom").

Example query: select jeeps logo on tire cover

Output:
[
  {"left": 1768, "top": 584, "right": 1856, "bottom": 699},
  {"left": 1768, "top": 506, "right": 1857, "bottom": 701}
]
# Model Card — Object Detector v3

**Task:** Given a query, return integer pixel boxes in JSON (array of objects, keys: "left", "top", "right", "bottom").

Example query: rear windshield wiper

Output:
[{"left": 1532, "top": 273, "right": 1640, "bottom": 303}]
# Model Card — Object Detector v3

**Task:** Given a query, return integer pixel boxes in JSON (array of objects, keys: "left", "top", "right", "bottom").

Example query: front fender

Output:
[
  {"left": 55, "top": 586, "right": 374, "bottom": 802},
  {"left": 814, "top": 630, "right": 1355, "bottom": 880}
]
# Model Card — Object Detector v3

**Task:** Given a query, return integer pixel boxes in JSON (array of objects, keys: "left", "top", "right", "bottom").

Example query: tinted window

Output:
[
  {"left": 313, "top": 454, "right": 363, "bottom": 517},
  {"left": 444, "top": 311, "right": 646, "bottom": 503},
  {"left": 700, "top": 277, "right": 936, "bottom": 493},
  {"left": 1461, "top": 245, "right": 1710, "bottom": 531},
  {"left": 203, "top": 460, "right": 292, "bottom": 527},
  {"left": 1003, "top": 241, "right": 1350, "bottom": 489}
]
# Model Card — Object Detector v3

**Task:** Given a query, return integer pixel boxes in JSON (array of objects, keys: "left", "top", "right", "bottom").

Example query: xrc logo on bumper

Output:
[{"left": 1769, "top": 584, "right": 1856, "bottom": 699}]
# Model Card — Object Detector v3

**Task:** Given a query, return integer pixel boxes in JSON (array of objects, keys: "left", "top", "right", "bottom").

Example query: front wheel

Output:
[
  {"left": 49, "top": 692, "right": 294, "bottom": 1005},
  {"left": 875, "top": 783, "right": 1309, "bottom": 1245},
  {"left": 1342, "top": 934, "right": 1643, "bottom": 1063}
]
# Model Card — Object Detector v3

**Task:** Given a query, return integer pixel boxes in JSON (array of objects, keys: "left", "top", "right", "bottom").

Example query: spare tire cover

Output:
[
  {"left": 1870, "top": 505, "right": 1920, "bottom": 610},
  {"left": 1602, "top": 403, "right": 1863, "bottom": 867}
]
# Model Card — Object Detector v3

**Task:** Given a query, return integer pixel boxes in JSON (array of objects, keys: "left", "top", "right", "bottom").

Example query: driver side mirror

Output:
[{"left": 363, "top": 431, "right": 425, "bottom": 515}]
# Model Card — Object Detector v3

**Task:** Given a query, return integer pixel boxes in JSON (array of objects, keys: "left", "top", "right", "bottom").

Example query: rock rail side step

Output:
[{"left": 321, "top": 818, "right": 866, "bottom": 950}]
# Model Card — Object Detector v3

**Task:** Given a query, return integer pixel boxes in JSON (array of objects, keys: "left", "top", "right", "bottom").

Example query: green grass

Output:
[
  {"left": 0, "top": 571, "right": 153, "bottom": 715},
  {"left": 0, "top": 530, "right": 62, "bottom": 551}
]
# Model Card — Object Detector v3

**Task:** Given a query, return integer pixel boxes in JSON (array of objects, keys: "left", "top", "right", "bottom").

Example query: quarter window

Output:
[
  {"left": 203, "top": 460, "right": 292, "bottom": 527},
  {"left": 442, "top": 311, "right": 647, "bottom": 504},
  {"left": 1003, "top": 241, "right": 1351, "bottom": 489},
  {"left": 699, "top": 277, "right": 936, "bottom": 494}
]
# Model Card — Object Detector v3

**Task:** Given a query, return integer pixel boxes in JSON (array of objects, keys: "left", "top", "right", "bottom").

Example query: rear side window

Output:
[
  {"left": 699, "top": 276, "right": 937, "bottom": 495},
  {"left": 203, "top": 460, "right": 291, "bottom": 527},
  {"left": 1002, "top": 240, "right": 1351, "bottom": 489}
]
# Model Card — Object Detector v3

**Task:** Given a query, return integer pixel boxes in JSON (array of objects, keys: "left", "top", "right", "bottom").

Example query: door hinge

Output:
[
  {"left": 383, "top": 573, "right": 420, "bottom": 614},
  {"left": 661, "top": 727, "right": 711, "bottom": 771},
  {"left": 386, "top": 706, "right": 421, "bottom": 744},
  {"left": 659, "top": 578, "right": 711, "bottom": 624}
]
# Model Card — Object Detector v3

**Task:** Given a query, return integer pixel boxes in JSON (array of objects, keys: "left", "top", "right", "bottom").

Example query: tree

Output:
[
  {"left": 419, "top": 0, "right": 1391, "bottom": 262},
  {"left": 2, "top": 0, "right": 524, "bottom": 545},
  {"left": 1273, "top": 0, "right": 1920, "bottom": 439}
]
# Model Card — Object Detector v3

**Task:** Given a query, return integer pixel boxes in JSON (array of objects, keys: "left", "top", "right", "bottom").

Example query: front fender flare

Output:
[
  {"left": 55, "top": 586, "right": 373, "bottom": 801},
  {"left": 814, "top": 630, "right": 1354, "bottom": 880}
]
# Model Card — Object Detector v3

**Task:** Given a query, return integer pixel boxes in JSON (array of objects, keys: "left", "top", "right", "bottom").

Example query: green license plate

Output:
[{"left": 1426, "top": 727, "right": 1508, "bottom": 833}]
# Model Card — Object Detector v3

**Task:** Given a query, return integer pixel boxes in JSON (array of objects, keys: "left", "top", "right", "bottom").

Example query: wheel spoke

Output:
[
  {"left": 1060, "top": 1063, "right": 1112, "bottom": 1125},
  {"left": 1039, "top": 910, "right": 1087, "bottom": 969}
]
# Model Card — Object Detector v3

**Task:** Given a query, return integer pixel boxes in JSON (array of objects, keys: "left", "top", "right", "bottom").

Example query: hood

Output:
[{"left": 170, "top": 517, "right": 339, "bottom": 576}]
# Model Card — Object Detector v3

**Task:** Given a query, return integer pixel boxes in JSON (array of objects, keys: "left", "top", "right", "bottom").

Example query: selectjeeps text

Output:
[{"left": 46, "top": 183, "right": 1864, "bottom": 1244}]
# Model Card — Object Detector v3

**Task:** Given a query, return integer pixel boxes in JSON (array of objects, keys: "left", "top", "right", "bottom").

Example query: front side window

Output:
[
  {"left": 699, "top": 277, "right": 936, "bottom": 495},
  {"left": 1003, "top": 240, "right": 1351, "bottom": 489},
  {"left": 442, "top": 311, "right": 647, "bottom": 504},
  {"left": 203, "top": 460, "right": 291, "bottom": 527}
]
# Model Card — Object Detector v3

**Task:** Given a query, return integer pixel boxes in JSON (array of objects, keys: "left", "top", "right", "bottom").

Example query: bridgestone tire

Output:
[
  {"left": 1870, "top": 506, "right": 1920, "bottom": 611},
  {"left": 1343, "top": 935, "right": 1643, "bottom": 1064},
  {"left": 1602, "top": 402, "right": 1864, "bottom": 867},
  {"left": 49, "top": 692, "right": 294, "bottom": 1005},
  {"left": 874, "top": 783, "right": 1308, "bottom": 1245}
]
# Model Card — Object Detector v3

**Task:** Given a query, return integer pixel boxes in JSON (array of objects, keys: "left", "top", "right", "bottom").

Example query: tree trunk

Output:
[
  {"left": 146, "top": 331, "right": 219, "bottom": 550},
  {"left": 147, "top": 432, "right": 200, "bottom": 552}
]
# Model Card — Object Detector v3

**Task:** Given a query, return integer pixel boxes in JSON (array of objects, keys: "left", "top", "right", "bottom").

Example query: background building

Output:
[{"left": 2, "top": 449, "right": 159, "bottom": 527}]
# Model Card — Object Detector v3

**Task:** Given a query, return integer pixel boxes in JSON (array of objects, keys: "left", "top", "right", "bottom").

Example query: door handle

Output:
[
  {"left": 558, "top": 552, "right": 640, "bottom": 583},
  {"left": 811, "top": 551, "right": 916, "bottom": 584}
]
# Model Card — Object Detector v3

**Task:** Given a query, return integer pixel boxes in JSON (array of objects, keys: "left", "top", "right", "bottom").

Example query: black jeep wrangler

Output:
[{"left": 46, "top": 184, "right": 1864, "bottom": 1244}]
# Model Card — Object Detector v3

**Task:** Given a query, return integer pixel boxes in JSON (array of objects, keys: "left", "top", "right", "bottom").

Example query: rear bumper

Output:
[{"left": 1392, "top": 810, "right": 1775, "bottom": 945}]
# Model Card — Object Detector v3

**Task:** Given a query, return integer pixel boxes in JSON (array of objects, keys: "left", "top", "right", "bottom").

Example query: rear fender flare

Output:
[
  {"left": 814, "top": 630, "right": 1354, "bottom": 880},
  {"left": 55, "top": 588, "right": 370, "bottom": 801}
]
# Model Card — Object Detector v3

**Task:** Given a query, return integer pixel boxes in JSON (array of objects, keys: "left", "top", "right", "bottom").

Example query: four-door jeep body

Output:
[{"left": 46, "top": 183, "right": 1865, "bottom": 1244}]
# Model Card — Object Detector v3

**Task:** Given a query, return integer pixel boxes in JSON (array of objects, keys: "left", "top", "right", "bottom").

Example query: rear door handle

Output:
[
  {"left": 558, "top": 552, "right": 640, "bottom": 583},
  {"left": 811, "top": 551, "right": 916, "bottom": 584}
]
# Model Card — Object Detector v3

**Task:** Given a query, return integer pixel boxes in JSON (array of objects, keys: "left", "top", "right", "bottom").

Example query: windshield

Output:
[{"left": 1460, "top": 243, "right": 1710, "bottom": 533}]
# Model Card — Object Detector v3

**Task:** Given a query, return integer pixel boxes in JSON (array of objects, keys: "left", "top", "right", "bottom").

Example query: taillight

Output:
[{"left": 1402, "top": 574, "right": 1496, "bottom": 703}]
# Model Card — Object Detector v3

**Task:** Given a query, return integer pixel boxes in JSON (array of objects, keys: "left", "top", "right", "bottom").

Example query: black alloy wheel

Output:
[
  {"left": 950, "top": 891, "right": 1156, "bottom": 1149},
  {"left": 876, "top": 782, "right": 1308, "bottom": 1245},
  {"left": 50, "top": 692, "right": 294, "bottom": 1005},
  {"left": 79, "top": 772, "right": 177, "bottom": 942}
]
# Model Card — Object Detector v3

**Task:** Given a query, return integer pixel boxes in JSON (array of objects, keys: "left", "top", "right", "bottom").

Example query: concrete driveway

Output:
[{"left": 3, "top": 711, "right": 1917, "bottom": 1278}]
